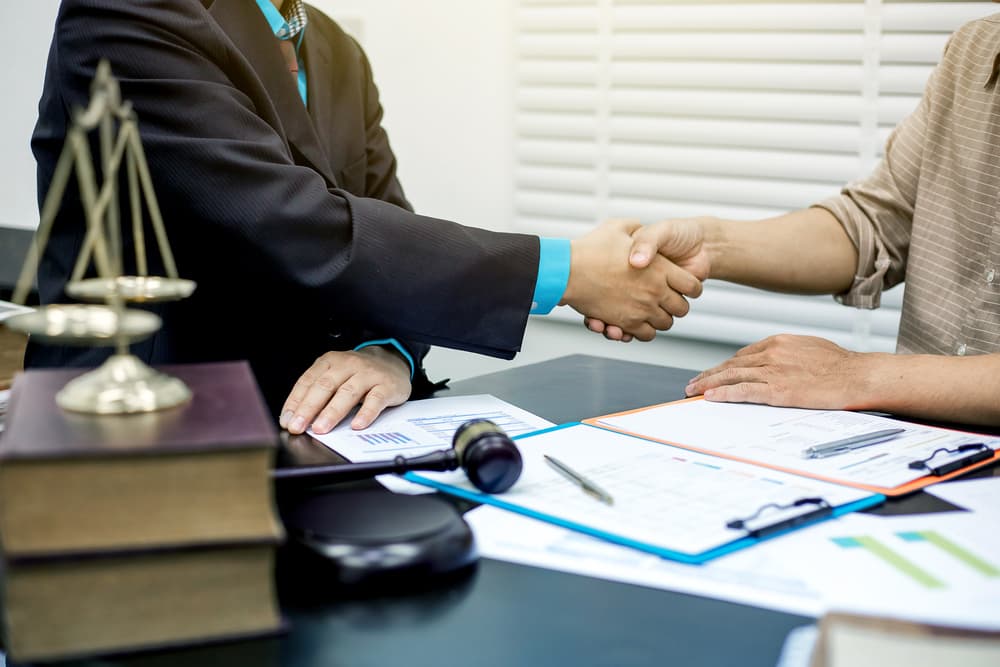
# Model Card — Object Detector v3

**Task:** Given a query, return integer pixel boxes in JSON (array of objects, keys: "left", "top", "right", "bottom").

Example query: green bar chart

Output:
[
  {"left": 831, "top": 530, "right": 999, "bottom": 590},
  {"left": 897, "top": 530, "right": 1000, "bottom": 577}
]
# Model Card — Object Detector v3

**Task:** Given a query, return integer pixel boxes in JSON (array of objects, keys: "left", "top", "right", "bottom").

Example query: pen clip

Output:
[
  {"left": 907, "top": 443, "right": 993, "bottom": 477},
  {"left": 726, "top": 497, "right": 833, "bottom": 539}
]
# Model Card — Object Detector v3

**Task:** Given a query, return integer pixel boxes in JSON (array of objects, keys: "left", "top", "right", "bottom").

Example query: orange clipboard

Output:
[{"left": 584, "top": 397, "right": 1000, "bottom": 497}]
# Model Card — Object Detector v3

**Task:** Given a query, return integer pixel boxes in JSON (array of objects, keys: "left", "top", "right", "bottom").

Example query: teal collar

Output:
[{"left": 254, "top": 0, "right": 308, "bottom": 104}]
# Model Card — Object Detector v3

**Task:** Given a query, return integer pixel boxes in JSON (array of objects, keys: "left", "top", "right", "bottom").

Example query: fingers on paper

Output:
[{"left": 280, "top": 351, "right": 408, "bottom": 435}]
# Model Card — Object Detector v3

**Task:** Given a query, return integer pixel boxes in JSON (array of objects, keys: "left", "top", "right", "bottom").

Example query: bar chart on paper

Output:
[
  {"left": 787, "top": 513, "right": 1000, "bottom": 629},
  {"left": 831, "top": 529, "right": 1000, "bottom": 589},
  {"left": 311, "top": 394, "right": 554, "bottom": 461}
]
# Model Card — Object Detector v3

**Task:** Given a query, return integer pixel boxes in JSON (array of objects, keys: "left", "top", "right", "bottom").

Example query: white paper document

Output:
[
  {"left": 775, "top": 625, "right": 819, "bottom": 667},
  {"left": 465, "top": 504, "right": 828, "bottom": 617},
  {"left": 411, "top": 423, "right": 875, "bottom": 560},
  {"left": 774, "top": 512, "right": 1000, "bottom": 631},
  {"left": 924, "top": 478, "right": 1000, "bottom": 514},
  {"left": 592, "top": 399, "right": 1000, "bottom": 491},
  {"left": 308, "top": 394, "right": 553, "bottom": 493},
  {"left": 0, "top": 388, "right": 10, "bottom": 434},
  {"left": 467, "top": 505, "right": 1000, "bottom": 629}
]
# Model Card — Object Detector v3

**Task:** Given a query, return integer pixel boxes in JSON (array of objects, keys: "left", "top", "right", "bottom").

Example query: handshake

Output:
[{"left": 562, "top": 218, "right": 709, "bottom": 342}]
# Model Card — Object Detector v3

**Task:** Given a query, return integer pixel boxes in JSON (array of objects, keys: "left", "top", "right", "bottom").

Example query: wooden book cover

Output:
[{"left": 0, "top": 361, "right": 283, "bottom": 557}]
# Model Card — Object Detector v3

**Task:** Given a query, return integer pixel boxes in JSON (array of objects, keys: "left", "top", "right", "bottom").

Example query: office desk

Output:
[{"left": 69, "top": 354, "right": 996, "bottom": 667}]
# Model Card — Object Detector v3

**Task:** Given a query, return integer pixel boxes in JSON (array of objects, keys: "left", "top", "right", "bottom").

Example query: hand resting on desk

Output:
[
  {"left": 683, "top": 334, "right": 1000, "bottom": 428},
  {"left": 684, "top": 335, "right": 865, "bottom": 410},
  {"left": 582, "top": 214, "right": 1000, "bottom": 428},
  {"left": 279, "top": 346, "right": 412, "bottom": 435}
]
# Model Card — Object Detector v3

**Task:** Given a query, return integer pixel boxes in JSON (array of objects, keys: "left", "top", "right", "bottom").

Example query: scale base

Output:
[{"left": 56, "top": 353, "right": 191, "bottom": 414}]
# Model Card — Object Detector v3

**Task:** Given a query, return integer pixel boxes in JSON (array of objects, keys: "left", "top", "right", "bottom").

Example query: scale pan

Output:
[
  {"left": 4, "top": 304, "right": 161, "bottom": 346},
  {"left": 66, "top": 276, "right": 196, "bottom": 303}
]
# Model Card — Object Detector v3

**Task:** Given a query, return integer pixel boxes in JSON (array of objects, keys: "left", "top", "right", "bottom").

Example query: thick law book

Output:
[
  {"left": 0, "top": 361, "right": 283, "bottom": 557},
  {"left": 2, "top": 541, "right": 283, "bottom": 662}
]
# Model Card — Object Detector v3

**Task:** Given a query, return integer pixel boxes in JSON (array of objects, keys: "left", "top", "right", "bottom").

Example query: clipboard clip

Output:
[
  {"left": 907, "top": 443, "right": 992, "bottom": 476},
  {"left": 726, "top": 497, "right": 833, "bottom": 539}
]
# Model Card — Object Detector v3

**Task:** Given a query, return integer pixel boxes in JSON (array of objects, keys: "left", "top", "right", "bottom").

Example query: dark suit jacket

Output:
[{"left": 28, "top": 0, "right": 539, "bottom": 414}]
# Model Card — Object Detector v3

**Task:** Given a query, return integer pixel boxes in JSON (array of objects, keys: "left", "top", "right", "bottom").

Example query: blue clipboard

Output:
[{"left": 407, "top": 423, "right": 885, "bottom": 565}]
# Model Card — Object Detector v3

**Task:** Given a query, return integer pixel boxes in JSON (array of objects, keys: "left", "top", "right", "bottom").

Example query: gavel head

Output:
[{"left": 452, "top": 419, "right": 523, "bottom": 493}]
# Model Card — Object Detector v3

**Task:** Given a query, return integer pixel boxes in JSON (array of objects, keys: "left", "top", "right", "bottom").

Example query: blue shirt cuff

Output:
[
  {"left": 354, "top": 338, "right": 416, "bottom": 380},
  {"left": 531, "top": 238, "right": 571, "bottom": 315}
]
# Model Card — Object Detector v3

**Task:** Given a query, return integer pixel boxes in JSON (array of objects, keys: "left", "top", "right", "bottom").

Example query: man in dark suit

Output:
[{"left": 28, "top": 0, "right": 702, "bottom": 431}]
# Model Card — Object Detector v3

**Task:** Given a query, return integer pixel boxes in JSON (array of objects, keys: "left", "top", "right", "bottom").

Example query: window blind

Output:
[{"left": 514, "top": 1, "right": 996, "bottom": 351}]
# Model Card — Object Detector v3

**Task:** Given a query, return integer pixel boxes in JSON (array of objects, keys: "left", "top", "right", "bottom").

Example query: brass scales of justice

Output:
[{"left": 6, "top": 60, "right": 196, "bottom": 414}]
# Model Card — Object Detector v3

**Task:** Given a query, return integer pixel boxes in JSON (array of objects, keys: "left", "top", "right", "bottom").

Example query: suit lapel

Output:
[
  {"left": 301, "top": 9, "right": 336, "bottom": 165},
  {"left": 207, "top": 0, "right": 338, "bottom": 186}
]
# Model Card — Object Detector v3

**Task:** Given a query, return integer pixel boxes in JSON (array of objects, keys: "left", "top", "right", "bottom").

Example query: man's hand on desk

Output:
[
  {"left": 562, "top": 219, "right": 704, "bottom": 342},
  {"left": 279, "top": 347, "right": 412, "bottom": 435},
  {"left": 581, "top": 218, "right": 710, "bottom": 342},
  {"left": 684, "top": 334, "right": 866, "bottom": 409}
]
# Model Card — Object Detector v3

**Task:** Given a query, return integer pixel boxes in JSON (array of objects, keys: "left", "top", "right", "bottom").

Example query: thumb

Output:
[{"left": 629, "top": 221, "right": 678, "bottom": 268}]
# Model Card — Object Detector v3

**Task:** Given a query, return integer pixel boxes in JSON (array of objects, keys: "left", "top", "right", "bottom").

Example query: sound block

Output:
[{"left": 279, "top": 489, "right": 478, "bottom": 593}]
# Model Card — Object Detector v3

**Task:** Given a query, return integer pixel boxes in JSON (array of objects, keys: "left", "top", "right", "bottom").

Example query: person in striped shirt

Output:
[{"left": 596, "top": 13, "right": 1000, "bottom": 427}]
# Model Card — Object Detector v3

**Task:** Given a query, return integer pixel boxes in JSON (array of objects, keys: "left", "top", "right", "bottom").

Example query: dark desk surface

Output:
[{"left": 72, "top": 354, "right": 997, "bottom": 667}]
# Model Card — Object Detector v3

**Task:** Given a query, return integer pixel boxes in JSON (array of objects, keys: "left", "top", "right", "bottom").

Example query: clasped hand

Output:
[
  {"left": 563, "top": 219, "right": 707, "bottom": 342},
  {"left": 576, "top": 218, "right": 710, "bottom": 342}
]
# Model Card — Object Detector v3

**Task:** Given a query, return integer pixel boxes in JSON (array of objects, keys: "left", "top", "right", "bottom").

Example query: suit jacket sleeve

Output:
[
  {"left": 44, "top": 0, "right": 538, "bottom": 361},
  {"left": 349, "top": 36, "right": 437, "bottom": 389}
]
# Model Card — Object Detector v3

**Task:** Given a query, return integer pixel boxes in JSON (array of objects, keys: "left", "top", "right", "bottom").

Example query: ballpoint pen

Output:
[
  {"left": 801, "top": 427, "right": 906, "bottom": 459},
  {"left": 544, "top": 454, "right": 615, "bottom": 506}
]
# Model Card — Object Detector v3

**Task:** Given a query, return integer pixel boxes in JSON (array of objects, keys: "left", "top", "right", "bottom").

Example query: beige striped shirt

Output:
[{"left": 817, "top": 14, "right": 1000, "bottom": 358}]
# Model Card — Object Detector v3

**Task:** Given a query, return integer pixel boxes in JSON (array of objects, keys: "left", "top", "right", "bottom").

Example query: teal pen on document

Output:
[
  {"left": 801, "top": 427, "right": 906, "bottom": 459},
  {"left": 544, "top": 455, "right": 615, "bottom": 506}
]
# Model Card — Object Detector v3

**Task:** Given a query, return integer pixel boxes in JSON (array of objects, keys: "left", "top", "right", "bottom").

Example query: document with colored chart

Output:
[
  {"left": 464, "top": 504, "right": 1000, "bottom": 630},
  {"left": 308, "top": 394, "right": 554, "bottom": 494},
  {"left": 586, "top": 398, "right": 1000, "bottom": 495}
]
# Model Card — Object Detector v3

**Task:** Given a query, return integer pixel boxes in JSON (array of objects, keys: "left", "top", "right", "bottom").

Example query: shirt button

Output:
[
  {"left": 987, "top": 268, "right": 997, "bottom": 284},
  {"left": 956, "top": 343, "right": 967, "bottom": 356}
]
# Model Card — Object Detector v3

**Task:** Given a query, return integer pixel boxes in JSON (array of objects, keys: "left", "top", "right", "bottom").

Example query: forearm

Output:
[
  {"left": 850, "top": 352, "right": 1000, "bottom": 427},
  {"left": 703, "top": 207, "right": 858, "bottom": 294}
]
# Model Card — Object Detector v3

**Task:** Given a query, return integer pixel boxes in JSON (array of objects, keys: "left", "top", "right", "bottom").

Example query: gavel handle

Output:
[{"left": 271, "top": 449, "right": 460, "bottom": 487}]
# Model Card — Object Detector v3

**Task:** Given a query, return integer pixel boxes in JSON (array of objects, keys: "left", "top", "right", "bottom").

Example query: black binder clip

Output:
[
  {"left": 726, "top": 497, "right": 833, "bottom": 539},
  {"left": 907, "top": 443, "right": 993, "bottom": 476}
]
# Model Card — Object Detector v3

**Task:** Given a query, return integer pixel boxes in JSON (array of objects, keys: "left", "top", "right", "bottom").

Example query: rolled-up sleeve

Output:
[{"left": 812, "top": 52, "right": 944, "bottom": 309}]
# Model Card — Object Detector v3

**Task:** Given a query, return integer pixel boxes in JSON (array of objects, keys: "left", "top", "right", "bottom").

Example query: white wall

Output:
[
  {"left": 314, "top": 0, "right": 516, "bottom": 233},
  {"left": 0, "top": 0, "right": 60, "bottom": 229}
]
